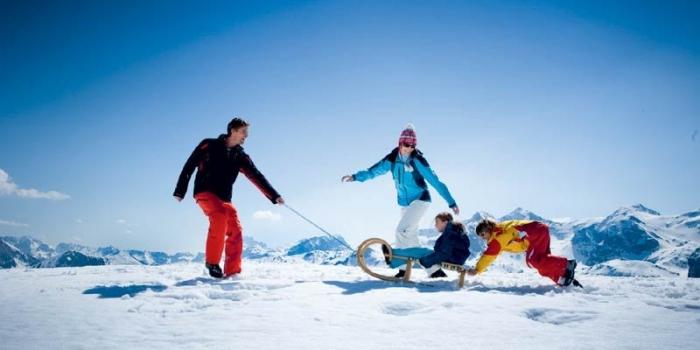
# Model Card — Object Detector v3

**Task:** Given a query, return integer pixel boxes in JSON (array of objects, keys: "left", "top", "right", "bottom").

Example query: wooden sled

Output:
[{"left": 356, "top": 238, "right": 467, "bottom": 288}]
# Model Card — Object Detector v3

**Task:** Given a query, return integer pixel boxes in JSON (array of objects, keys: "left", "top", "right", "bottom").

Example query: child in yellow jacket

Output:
[{"left": 467, "top": 218, "right": 579, "bottom": 287}]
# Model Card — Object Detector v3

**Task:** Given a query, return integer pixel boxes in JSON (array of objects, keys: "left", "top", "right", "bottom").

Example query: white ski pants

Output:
[{"left": 394, "top": 200, "right": 430, "bottom": 248}]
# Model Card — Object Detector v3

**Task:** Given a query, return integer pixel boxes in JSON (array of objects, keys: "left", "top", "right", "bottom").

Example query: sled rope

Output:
[{"left": 283, "top": 204, "right": 355, "bottom": 252}]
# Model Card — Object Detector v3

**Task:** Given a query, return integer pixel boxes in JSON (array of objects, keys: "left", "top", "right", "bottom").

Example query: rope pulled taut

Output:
[{"left": 283, "top": 204, "right": 355, "bottom": 252}]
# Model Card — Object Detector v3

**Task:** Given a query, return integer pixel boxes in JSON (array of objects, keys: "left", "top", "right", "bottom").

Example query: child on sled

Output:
[{"left": 383, "top": 212, "right": 470, "bottom": 278}]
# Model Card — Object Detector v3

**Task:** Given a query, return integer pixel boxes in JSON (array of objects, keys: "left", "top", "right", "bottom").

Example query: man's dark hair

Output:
[{"left": 227, "top": 117, "right": 250, "bottom": 135}]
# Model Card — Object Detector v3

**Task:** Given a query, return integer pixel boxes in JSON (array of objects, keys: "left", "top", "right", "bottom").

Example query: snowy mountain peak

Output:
[
  {"left": 55, "top": 242, "right": 94, "bottom": 256},
  {"left": 54, "top": 251, "right": 106, "bottom": 268},
  {"left": 287, "top": 235, "right": 350, "bottom": 256},
  {"left": 573, "top": 205, "right": 667, "bottom": 266},
  {"left": 614, "top": 204, "right": 661, "bottom": 217},
  {"left": 680, "top": 209, "right": 700, "bottom": 219},
  {"left": 500, "top": 207, "right": 545, "bottom": 222},
  {"left": 631, "top": 204, "right": 661, "bottom": 215},
  {"left": 243, "top": 236, "right": 269, "bottom": 249},
  {"left": 468, "top": 211, "right": 494, "bottom": 222},
  {"left": 0, "top": 235, "right": 54, "bottom": 260},
  {"left": 97, "top": 246, "right": 121, "bottom": 256},
  {"left": 243, "top": 236, "right": 273, "bottom": 259},
  {"left": 0, "top": 239, "right": 40, "bottom": 268}
]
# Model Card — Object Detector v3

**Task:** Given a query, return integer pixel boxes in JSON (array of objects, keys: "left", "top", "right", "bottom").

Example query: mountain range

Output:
[{"left": 2, "top": 204, "right": 699, "bottom": 277}]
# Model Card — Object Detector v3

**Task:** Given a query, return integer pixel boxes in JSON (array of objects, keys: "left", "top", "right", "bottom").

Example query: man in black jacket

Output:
[{"left": 174, "top": 117, "right": 284, "bottom": 278}]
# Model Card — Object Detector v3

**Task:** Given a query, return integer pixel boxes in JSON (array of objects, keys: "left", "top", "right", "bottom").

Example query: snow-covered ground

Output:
[{"left": 1, "top": 261, "right": 699, "bottom": 349}]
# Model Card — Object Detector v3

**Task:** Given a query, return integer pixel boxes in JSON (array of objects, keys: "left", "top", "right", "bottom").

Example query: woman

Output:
[
  {"left": 342, "top": 124, "right": 459, "bottom": 277},
  {"left": 467, "top": 218, "right": 579, "bottom": 287}
]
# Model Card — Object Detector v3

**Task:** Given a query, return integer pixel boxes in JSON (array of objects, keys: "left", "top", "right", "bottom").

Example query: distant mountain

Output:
[
  {"left": 54, "top": 242, "right": 89, "bottom": 255},
  {"left": 53, "top": 251, "right": 106, "bottom": 268},
  {"left": 282, "top": 235, "right": 355, "bottom": 265},
  {"left": 0, "top": 236, "right": 200, "bottom": 269},
  {"left": 0, "top": 239, "right": 40, "bottom": 268},
  {"left": 287, "top": 235, "right": 349, "bottom": 256},
  {"left": 243, "top": 236, "right": 274, "bottom": 259},
  {"left": 571, "top": 205, "right": 699, "bottom": 274},
  {"left": 1, "top": 236, "right": 54, "bottom": 260},
  {"left": 2, "top": 204, "right": 698, "bottom": 277},
  {"left": 499, "top": 207, "right": 546, "bottom": 222},
  {"left": 572, "top": 206, "right": 662, "bottom": 265}
]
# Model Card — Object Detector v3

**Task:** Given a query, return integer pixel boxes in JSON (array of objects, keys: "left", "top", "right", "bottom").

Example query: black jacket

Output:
[
  {"left": 174, "top": 134, "right": 281, "bottom": 203},
  {"left": 419, "top": 223, "right": 470, "bottom": 267}
]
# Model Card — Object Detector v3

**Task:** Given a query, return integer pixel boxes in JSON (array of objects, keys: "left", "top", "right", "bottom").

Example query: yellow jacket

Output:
[{"left": 474, "top": 220, "right": 533, "bottom": 273}]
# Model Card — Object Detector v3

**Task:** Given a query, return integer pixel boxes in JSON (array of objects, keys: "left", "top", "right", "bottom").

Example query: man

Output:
[
  {"left": 342, "top": 123, "right": 459, "bottom": 278},
  {"left": 174, "top": 117, "right": 284, "bottom": 278}
]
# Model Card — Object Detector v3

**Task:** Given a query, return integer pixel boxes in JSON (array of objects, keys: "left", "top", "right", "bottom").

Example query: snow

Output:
[{"left": 1, "top": 261, "right": 699, "bottom": 349}]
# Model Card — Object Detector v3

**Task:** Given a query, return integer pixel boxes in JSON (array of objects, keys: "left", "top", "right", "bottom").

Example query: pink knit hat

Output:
[{"left": 398, "top": 123, "right": 417, "bottom": 146}]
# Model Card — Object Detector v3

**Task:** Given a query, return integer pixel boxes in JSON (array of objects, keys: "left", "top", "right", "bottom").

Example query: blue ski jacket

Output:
[{"left": 352, "top": 148, "right": 457, "bottom": 208}]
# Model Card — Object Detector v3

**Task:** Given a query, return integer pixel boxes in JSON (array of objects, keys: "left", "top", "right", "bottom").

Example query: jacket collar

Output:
[
  {"left": 389, "top": 147, "right": 421, "bottom": 162},
  {"left": 217, "top": 134, "right": 243, "bottom": 151}
]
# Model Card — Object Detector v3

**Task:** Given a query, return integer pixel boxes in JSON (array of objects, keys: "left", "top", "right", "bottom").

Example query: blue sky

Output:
[{"left": 1, "top": 0, "right": 699, "bottom": 253}]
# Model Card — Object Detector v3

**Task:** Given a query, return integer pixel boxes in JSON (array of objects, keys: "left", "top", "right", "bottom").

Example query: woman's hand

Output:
[
  {"left": 341, "top": 175, "right": 354, "bottom": 182},
  {"left": 451, "top": 205, "right": 460, "bottom": 215}
]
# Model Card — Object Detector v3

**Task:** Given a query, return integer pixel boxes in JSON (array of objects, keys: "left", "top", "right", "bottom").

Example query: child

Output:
[
  {"left": 467, "top": 218, "right": 579, "bottom": 287},
  {"left": 384, "top": 212, "right": 470, "bottom": 278}
]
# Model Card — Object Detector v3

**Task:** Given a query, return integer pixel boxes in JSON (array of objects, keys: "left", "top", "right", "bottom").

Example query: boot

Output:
[
  {"left": 429, "top": 269, "right": 447, "bottom": 278},
  {"left": 206, "top": 263, "right": 223, "bottom": 279},
  {"left": 561, "top": 259, "right": 577, "bottom": 286},
  {"left": 381, "top": 244, "right": 392, "bottom": 265}
]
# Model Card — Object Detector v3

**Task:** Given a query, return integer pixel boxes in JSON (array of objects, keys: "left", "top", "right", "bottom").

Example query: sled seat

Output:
[{"left": 440, "top": 262, "right": 467, "bottom": 288}]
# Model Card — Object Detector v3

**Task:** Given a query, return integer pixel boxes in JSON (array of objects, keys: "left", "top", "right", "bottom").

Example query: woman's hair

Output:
[
  {"left": 435, "top": 212, "right": 465, "bottom": 233},
  {"left": 227, "top": 117, "right": 250, "bottom": 135},
  {"left": 475, "top": 218, "right": 497, "bottom": 236}
]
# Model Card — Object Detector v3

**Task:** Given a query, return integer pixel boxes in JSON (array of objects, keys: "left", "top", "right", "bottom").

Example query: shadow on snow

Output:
[{"left": 82, "top": 284, "right": 168, "bottom": 298}]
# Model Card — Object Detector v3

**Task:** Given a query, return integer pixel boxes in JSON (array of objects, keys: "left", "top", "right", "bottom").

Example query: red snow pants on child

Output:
[
  {"left": 523, "top": 222, "right": 568, "bottom": 284},
  {"left": 195, "top": 192, "right": 243, "bottom": 276}
]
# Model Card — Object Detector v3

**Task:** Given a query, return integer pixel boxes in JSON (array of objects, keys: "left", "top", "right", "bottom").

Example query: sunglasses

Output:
[{"left": 401, "top": 143, "right": 416, "bottom": 148}]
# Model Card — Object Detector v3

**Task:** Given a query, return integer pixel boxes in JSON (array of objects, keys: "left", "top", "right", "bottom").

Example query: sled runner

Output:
[{"left": 356, "top": 238, "right": 468, "bottom": 288}]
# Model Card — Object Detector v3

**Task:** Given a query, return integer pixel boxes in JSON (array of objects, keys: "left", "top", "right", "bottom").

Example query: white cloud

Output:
[
  {"left": 76, "top": 219, "right": 84, "bottom": 224},
  {"left": 116, "top": 219, "right": 127, "bottom": 225},
  {"left": 253, "top": 210, "right": 282, "bottom": 222},
  {"left": 0, "top": 219, "right": 29, "bottom": 227},
  {"left": 0, "top": 168, "right": 70, "bottom": 200}
]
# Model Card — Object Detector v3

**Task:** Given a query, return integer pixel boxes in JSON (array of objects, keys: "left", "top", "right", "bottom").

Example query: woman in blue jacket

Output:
[{"left": 342, "top": 124, "right": 459, "bottom": 277}]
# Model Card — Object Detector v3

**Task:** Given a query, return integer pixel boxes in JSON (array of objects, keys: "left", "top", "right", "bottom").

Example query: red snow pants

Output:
[
  {"left": 195, "top": 192, "right": 243, "bottom": 276},
  {"left": 524, "top": 222, "right": 568, "bottom": 284}
]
